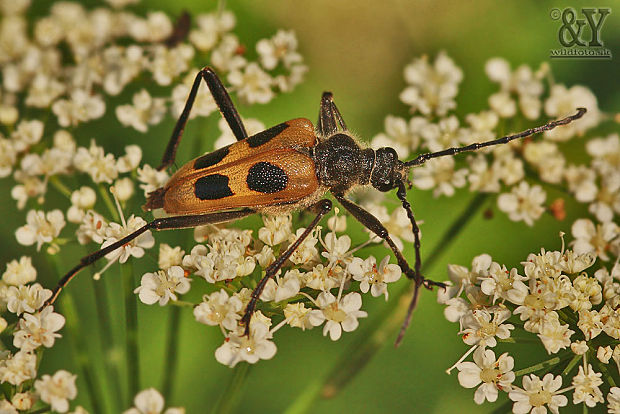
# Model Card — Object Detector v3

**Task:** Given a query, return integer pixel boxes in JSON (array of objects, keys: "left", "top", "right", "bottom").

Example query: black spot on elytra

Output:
[
  {"left": 246, "top": 162, "right": 288, "bottom": 193},
  {"left": 195, "top": 174, "right": 234, "bottom": 200},
  {"left": 194, "top": 146, "right": 230, "bottom": 170},
  {"left": 246, "top": 123, "right": 289, "bottom": 148}
]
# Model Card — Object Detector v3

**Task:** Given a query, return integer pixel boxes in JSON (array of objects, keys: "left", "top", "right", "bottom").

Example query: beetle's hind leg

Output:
[
  {"left": 241, "top": 199, "right": 333, "bottom": 335},
  {"left": 158, "top": 67, "right": 248, "bottom": 170},
  {"left": 44, "top": 209, "right": 255, "bottom": 307}
]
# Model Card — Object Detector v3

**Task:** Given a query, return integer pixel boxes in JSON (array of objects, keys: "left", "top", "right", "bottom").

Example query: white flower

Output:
[
  {"left": 215, "top": 321, "right": 277, "bottom": 367},
  {"left": 609, "top": 387, "right": 620, "bottom": 413},
  {"left": 284, "top": 303, "right": 313, "bottom": 330},
  {"left": 116, "top": 145, "right": 143, "bottom": 174},
  {"left": 52, "top": 89, "right": 105, "bottom": 127},
  {"left": 260, "top": 269, "right": 302, "bottom": 302},
  {"left": 497, "top": 182, "right": 546, "bottom": 226},
  {"left": 189, "top": 11, "right": 235, "bottom": 52},
  {"left": 0, "top": 137, "right": 16, "bottom": 177},
  {"left": 597, "top": 346, "right": 612, "bottom": 364},
  {"left": 124, "top": 387, "right": 184, "bottom": 414},
  {"left": 211, "top": 34, "right": 247, "bottom": 73},
  {"left": 4, "top": 283, "right": 52, "bottom": 315},
  {"left": 587, "top": 133, "right": 620, "bottom": 176},
  {"left": 412, "top": 157, "right": 468, "bottom": 198},
  {"left": 349, "top": 256, "right": 401, "bottom": 299},
  {"left": 321, "top": 232, "right": 353, "bottom": 267},
  {"left": 456, "top": 347, "right": 515, "bottom": 404},
  {"left": 73, "top": 140, "right": 119, "bottom": 184},
  {"left": 0, "top": 350, "right": 37, "bottom": 386},
  {"left": 158, "top": 244, "right": 184, "bottom": 270},
  {"left": 134, "top": 266, "right": 190, "bottom": 306},
  {"left": 2, "top": 256, "right": 36, "bottom": 286},
  {"left": 13, "top": 306, "right": 65, "bottom": 351},
  {"left": 34, "top": 370, "right": 77, "bottom": 413},
  {"left": 67, "top": 186, "right": 97, "bottom": 223},
  {"left": 128, "top": 12, "right": 172, "bottom": 42},
  {"left": 544, "top": 84, "right": 600, "bottom": 141},
  {"left": 571, "top": 218, "right": 618, "bottom": 261},
  {"left": 509, "top": 374, "right": 567, "bottom": 414},
  {"left": 228, "top": 63, "right": 274, "bottom": 104},
  {"left": 148, "top": 44, "right": 194, "bottom": 86},
  {"left": 11, "top": 119, "right": 44, "bottom": 152},
  {"left": 102, "top": 215, "right": 155, "bottom": 263},
  {"left": 308, "top": 292, "right": 367, "bottom": 341},
  {"left": 287, "top": 227, "right": 319, "bottom": 266},
  {"left": 76, "top": 210, "right": 108, "bottom": 245},
  {"left": 11, "top": 392, "right": 34, "bottom": 411},
  {"left": 572, "top": 364, "right": 603, "bottom": 407},
  {"left": 137, "top": 164, "right": 169, "bottom": 197},
  {"left": 537, "top": 315, "right": 574, "bottom": 354},
  {"left": 399, "top": 51, "right": 463, "bottom": 116},
  {"left": 15, "top": 209, "right": 65, "bottom": 251},
  {"left": 193, "top": 289, "right": 242, "bottom": 331},
  {"left": 257, "top": 30, "right": 302, "bottom": 70},
  {"left": 479, "top": 262, "right": 528, "bottom": 305},
  {"left": 114, "top": 177, "right": 135, "bottom": 202},
  {"left": 460, "top": 308, "right": 514, "bottom": 347},
  {"left": 258, "top": 214, "right": 292, "bottom": 246}
]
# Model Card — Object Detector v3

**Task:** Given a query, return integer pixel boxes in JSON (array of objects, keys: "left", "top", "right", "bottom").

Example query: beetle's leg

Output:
[
  {"left": 44, "top": 209, "right": 255, "bottom": 307},
  {"left": 241, "top": 199, "right": 332, "bottom": 335},
  {"left": 317, "top": 92, "right": 347, "bottom": 137},
  {"left": 158, "top": 67, "right": 248, "bottom": 170},
  {"left": 404, "top": 108, "right": 586, "bottom": 167},
  {"left": 393, "top": 181, "right": 446, "bottom": 345},
  {"left": 334, "top": 194, "right": 444, "bottom": 346}
]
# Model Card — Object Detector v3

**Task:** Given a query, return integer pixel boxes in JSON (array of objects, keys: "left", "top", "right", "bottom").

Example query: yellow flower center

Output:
[
  {"left": 529, "top": 390, "right": 552, "bottom": 407},
  {"left": 325, "top": 302, "right": 346, "bottom": 323}
]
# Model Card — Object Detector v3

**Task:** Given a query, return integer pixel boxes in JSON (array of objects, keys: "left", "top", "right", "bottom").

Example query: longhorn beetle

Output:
[{"left": 43, "top": 67, "right": 586, "bottom": 345}]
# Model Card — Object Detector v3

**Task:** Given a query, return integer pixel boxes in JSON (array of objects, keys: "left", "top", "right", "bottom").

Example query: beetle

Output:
[{"left": 43, "top": 67, "right": 586, "bottom": 344}]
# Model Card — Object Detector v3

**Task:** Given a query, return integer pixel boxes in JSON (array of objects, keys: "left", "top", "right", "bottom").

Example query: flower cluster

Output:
[
  {"left": 441, "top": 225, "right": 620, "bottom": 412},
  {"left": 0, "top": 0, "right": 307, "bottom": 410},
  {"left": 372, "top": 54, "right": 605, "bottom": 227},
  {"left": 139, "top": 209, "right": 400, "bottom": 367}
]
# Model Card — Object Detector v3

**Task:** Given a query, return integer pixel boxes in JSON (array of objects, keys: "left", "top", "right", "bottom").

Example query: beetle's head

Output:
[{"left": 371, "top": 147, "right": 407, "bottom": 192}]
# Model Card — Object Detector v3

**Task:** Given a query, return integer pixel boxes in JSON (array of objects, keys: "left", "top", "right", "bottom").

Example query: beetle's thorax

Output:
[{"left": 312, "top": 133, "right": 404, "bottom": 194}]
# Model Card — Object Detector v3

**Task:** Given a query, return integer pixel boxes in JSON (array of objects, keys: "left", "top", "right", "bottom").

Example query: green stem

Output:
[
  {"left": 92, "top": 265, "right": 123, "bottom": 413},
  {"left": 49, "top": 176, "right": 72, "bottom": 198},
  {"left": 123, "top": 262, "right": 139, "bottom": 405},
  {"left": 59, "top": 293, "right": 105, "bottom": 414},
  {"left": 211, "top": 363, "right": 251, "bottom": 414},
  {"left": 162, "top": 305, "right": 181, "bottom": 401},
  {"left": 46, "top": 254, "right": 104, "bottom": 414},
  {"left": 99, "top": 184, "right": 120, "bottom": 223},
  {"left": 514, "top": 355, "right": 567, "bottom": 377},
  {"left": 562, "top": 354, "right": 581, "bottom": 375},
  {"left": 284, "top": 193, "right": 489, "bottom": 413}
]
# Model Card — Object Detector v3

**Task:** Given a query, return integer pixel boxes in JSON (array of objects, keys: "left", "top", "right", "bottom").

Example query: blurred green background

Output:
[{"left": 2, "top": 0, "right": 620, "bottom": 413}]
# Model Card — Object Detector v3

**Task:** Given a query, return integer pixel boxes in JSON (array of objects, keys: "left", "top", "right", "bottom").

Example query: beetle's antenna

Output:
[{"left": 404, "top": 108, "right": 586, "bottom": 168}]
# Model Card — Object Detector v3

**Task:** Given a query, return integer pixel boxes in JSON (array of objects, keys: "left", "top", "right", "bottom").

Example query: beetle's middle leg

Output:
[
  {"left": 158, "top": 67, "right": 248, "bottom": 170},
  {"left": 241, "top": 199, "right": 333, "bottom": 335},
  {"left": 333, "top": 194, "right": 444, "bottom": 346}
]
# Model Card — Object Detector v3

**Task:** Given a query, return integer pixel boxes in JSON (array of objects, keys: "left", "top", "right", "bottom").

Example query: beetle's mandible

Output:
[{"left": 43, "top": 67, "right": 586, "bottom": 345}]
